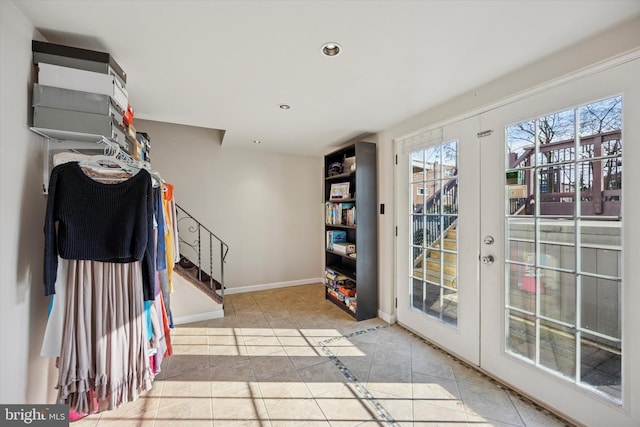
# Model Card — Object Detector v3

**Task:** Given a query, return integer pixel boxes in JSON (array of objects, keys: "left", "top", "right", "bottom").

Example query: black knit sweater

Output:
[{"left": 44, "top": 162, "right": 155, "bottom": 301}]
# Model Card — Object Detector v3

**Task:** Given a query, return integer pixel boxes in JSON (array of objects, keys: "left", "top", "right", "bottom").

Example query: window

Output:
[
  {"left": 410, "top": 140, "right": 459, "bottom": 326},
  {"left": 505, "top": 95, "right": 623, "bottom": 401}
]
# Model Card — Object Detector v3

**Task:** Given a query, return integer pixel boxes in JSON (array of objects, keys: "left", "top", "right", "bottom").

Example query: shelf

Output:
[
  {"left": 325, "top": 171, "right": 354, "bottom": 181},
  {"left": 325, "top": 290, "right": 357, "bottom": 318},
  {"left": 31, "top": 126, "right": 115, "bottom": 144},
  {"left": 325, "top": 265, "right": 356, "bottom": 281},
  {"left": 326, "top": 249, "right": 357, "bottom": 260},
  {"left": 325, "top": 223, "right": 356, "bottom": 229},
  {"left": 31, "top": 126, "right": 148, "bottom": 194},
  {"left": 326, "top": 198, "right": 355, "bottom": 203}
]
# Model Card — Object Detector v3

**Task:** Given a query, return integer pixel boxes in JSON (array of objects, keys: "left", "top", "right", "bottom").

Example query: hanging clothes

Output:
[
  {"left": 44, "top": 161, "right": 155, "bottom": 301},
  {"left": 56, "top": 260, "right": 151, "bottom": 413},
  {"left": 43, "top": 161, "right": 156, "bottom": 412}
]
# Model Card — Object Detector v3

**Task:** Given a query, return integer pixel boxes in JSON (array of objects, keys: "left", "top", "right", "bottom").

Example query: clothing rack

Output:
[{"left": 31, "top": 126, "right": 152, "bottom": 194}]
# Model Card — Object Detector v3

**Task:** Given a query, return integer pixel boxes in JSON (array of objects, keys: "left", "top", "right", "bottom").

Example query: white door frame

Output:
[
  {"left": 393, "top": 55, "right": 640, "bottom": 426},
  {"left": 395, "top": 116, "right": 481, "bottom": 365}
]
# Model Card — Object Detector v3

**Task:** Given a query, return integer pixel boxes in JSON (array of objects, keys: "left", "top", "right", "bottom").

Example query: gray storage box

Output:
[
  {"left": 37, "top": 63, "right": 128, "bottom": 112},
  {"left": 33, "top": 84, "right": 123, "bottom": 125},
  {"left": 33, "top": 106, "right": 127, "bottom": 149}
]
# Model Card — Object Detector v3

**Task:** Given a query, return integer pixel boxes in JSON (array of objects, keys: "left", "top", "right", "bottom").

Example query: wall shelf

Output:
[{"left": 31, "top": 126, "right": 147, "bottom": 194}]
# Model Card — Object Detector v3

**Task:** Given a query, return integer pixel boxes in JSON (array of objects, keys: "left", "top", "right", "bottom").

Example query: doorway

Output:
[{"left": 395, "top": 57, "right": 640, "bottom": 426}]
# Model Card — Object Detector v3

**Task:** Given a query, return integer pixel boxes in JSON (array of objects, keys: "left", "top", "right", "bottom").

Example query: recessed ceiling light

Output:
[
  {"left": 321, "top": 42, "right": 342, "bottom": 57},
  {"left": 253, "top": 140, "right": 261, "bottom": 144},
  {"left": 279, "top": 104, "right": 291, "bottom": 110}
]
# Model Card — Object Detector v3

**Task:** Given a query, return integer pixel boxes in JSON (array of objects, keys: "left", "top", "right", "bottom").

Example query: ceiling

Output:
[{"left": 15, "top": 0, "right": 640, "bottom": 156}]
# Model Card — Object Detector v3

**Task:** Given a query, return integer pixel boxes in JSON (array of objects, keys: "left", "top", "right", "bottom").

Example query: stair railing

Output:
[{"left": 175, "top": 203, "right": 229, "bottom": 301}]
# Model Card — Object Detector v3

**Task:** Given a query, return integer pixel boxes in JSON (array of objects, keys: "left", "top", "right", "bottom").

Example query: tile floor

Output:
[{"left": 73, "top": 283, "right": 571, "bottom": 426}]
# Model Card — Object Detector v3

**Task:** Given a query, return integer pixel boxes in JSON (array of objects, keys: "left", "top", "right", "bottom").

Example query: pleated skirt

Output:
[{"left": 56, "top": 259, "right": 152, "bottom": 413}]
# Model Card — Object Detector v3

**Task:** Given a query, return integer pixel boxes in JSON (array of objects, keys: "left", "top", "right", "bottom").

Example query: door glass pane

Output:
[
  {"left": 409, "top": 140, "right": 459, "bottom": 327},
  {"left": 504, "top": 96, "right": 623, "bottom": 402},
  {"left": 580, "top": 332, "right": 621, "bottom": 400},
  {"left": 538, "top": 164, "right": 576, "bottom": 216},
  {"left": 507, "top": 310, "right": 535, "bottom": 362},
  {"left": 540, "top": 320, "right": 575, "bottom": 378}
]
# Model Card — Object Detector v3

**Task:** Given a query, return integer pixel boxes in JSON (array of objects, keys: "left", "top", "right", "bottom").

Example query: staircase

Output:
[
  {"left": 174, "top": 256, "right": 223, "bottom": 303},
  {"left": 412, "top": 221, "right": 458, "bottom": 321},
  {"left": 413, "top": 223, "right": 458, "bottom": 289},
  {"left": 171, "top": 204, "right": 229, "bottom": 324}
]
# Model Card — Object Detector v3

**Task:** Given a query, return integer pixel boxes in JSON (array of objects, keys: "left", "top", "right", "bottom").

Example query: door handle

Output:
[{"left": 481, "top": 255, "right": 494, "bottom": 265}]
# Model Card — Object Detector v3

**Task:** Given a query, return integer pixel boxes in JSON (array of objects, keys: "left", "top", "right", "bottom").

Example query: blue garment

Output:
[{"left": 153, "top": 187, "right": 167, "bottom": 271}]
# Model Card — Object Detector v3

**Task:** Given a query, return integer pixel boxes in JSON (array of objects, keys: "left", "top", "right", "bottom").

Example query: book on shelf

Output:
[
  {"left": 326, "top": 230, "right": 347, "bottom": 250},
  {"left": 325, "top": 202, "right": 356, "bottom": 226}
]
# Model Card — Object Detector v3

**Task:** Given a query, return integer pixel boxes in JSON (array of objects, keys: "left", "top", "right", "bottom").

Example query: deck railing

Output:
[{"left": 509, "top": 130, "right": 621, "bottom": 217}]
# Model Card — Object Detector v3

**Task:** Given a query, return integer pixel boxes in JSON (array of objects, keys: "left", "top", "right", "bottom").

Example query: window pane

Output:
[
  {"left": 425, "top": 215, "right": 440, "bottom": 249},
  {"left": 581, "top": 276, "right": 621, "bottom": 339},
  {"left": 578, "top": 160, "right": 621, "bottom": 217},
  {"left": 412, "top": 183, "right": 426, "bottom": 213},
  {"left": 538, "top": 164, "right": 576, "bottom": 216},
  {"left": 424, "top": 145, "right": 441, "bottom": 178},
  {"left": 578, "top": 96, "right": 622, "bottom": 137},
  {"left": 580, "top": 333, "right": 621, "bottom": 401},
  {"left": 411, "top": 149, "right": 427, "bottom": 182},
  {"left": 537, "top": 109, "right": 575, "bottom": 165},
  {"left": 507, "top": 120, "right": 536, "bottom": 169},
  {"left": 540, "top": 320, "right": 575, "bottom": 379},
  {"left": 540, "top": 270, "right": 575, "bottom": 325},
  {"left": 442, "top": 141, "right": 458, "bottom": 177},
  {"left": 507, "top": 310, "right": 535, "bottom": 362}
]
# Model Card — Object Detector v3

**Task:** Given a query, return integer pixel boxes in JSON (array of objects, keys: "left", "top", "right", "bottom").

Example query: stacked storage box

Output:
[{"left": 31, "top": 41, "right": 131, "bottom": 152}]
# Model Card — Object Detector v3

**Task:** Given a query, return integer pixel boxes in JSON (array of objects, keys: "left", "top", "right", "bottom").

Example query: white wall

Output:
[
  {"left": 374, "top": 15, "right": 640, "bottom": 320},
  {"left": 135, "top": 119, "right": 324, "bottom": 291},
  {"left": 0, "top": 1, "right": 57, "bottom": 404}
]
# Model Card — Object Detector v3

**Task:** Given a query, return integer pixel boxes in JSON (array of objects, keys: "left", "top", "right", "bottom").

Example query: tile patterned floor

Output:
[{"left": 73, "top": 283, "right": 572, "bottom": 426}]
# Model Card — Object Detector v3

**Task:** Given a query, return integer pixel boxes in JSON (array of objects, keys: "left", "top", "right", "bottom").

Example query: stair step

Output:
[
  {"left": 425, "top": 257, "right": 457, "bottom": 276},
  {"left": 174, "top": 263, "right": 223, "bottom": 304},
  {"left": 443, "top": 238, "right": 457, "bottom": 250},
  {"left": 430, "top": 250, "right": 457, "bottom": 262},
  {"left": 412, "top": 268, "right": 458, "bottom": 289},
  {"left": 446, "top": 230, "right": 457, "bottom": 239}
]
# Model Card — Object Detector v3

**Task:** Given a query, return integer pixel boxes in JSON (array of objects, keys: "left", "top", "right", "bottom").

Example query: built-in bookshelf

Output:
[{"left": 324, "top": 141, "right": 377, "bottom": 320}]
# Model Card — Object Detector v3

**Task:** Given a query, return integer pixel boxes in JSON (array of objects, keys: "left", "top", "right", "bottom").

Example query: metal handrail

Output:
[{"left": 175, "top": 203, "right": 229, "bottom": 300}]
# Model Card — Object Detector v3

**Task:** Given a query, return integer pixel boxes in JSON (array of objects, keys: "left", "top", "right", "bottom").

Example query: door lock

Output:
[
  {"left": 481, "top": 255, "right": 495, "bottom": 265},
  {"left": 484, "top": 236, "right": 494, "bottom": 245}
]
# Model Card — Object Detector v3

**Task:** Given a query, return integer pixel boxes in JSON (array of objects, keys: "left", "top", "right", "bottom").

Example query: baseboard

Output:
[
  {"left": 378, "top": 309, "right": 396, "bottom": 324},
  {"left": 173, "top": 309, "right": 224, "bottom": 326},
  {"left": 224, "top": 277, "right": 324, "bottom": 295}
]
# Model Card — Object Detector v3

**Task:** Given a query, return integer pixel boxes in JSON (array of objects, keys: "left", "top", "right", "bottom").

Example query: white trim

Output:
[
  {"left": 378, "top": 309, "right": 396, "bottom": 324},
  {"left": 392, "top": 48, "right": 640, "bottom": 146},
  {"left": 224, "top": 277, "right": 323, "bottom": 295},
  {"left": 173, "top": 309, "right": 224, "bottom": 326}
]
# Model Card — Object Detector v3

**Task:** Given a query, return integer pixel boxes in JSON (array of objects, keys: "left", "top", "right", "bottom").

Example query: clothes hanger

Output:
[{"left": 78, "top": 141, "right": 142, "bottom": 180}]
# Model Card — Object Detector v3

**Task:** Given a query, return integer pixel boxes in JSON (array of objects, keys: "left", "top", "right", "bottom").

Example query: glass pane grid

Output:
[
  {"left": 504, "top": 96, "right": 623, "bottom": 402},
  {"left": 409, "top": 141, "right": 459, "bottom": 327}
]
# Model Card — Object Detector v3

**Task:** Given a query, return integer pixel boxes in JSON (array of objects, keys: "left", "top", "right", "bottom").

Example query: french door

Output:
[{"left": 396, "top": 57, "right": 640, "bottom": 426}]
